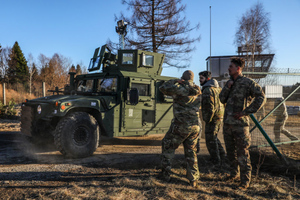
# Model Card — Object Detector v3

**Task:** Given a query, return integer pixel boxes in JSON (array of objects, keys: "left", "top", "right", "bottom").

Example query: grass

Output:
[
  {"left": 0, "top": 152, "right": 299, "bottom": 199},
  {"left": 0, "top": 84, "right": 37, "bottom": 104}
]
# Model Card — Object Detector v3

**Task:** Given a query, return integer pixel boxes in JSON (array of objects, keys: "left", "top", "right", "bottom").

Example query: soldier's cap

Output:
[
  {"left": 181, "top": 70, "right": 194, "bottom": 81},
  {"left": 199, "top": 71, "right": 212, "bottom": 79}
]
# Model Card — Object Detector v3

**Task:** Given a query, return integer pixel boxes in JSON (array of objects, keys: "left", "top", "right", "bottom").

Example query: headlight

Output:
[{"left": 37, "top": 105, "right": 42, "bottom": 114}]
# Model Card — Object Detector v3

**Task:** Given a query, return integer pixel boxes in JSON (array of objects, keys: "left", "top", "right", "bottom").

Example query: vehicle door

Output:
[{"left": 122, "top": 78, "right": 155, "bottom": 135}]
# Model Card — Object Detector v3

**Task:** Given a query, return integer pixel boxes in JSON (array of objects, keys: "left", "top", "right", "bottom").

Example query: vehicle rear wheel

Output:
[{"left": 54, "top": 112, "right": 99, "bottom": 158}]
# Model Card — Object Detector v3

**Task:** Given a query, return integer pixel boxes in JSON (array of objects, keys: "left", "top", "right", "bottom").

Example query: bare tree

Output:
[
  {"left": 38, "top": 53, "right": 71, "bottom": 92},
  {"left": 38, "top": 54, "right": 50, "bottom": 84},
  {"left": 0, "top": 46, "right": 11, "bottom": 82},
  {"left": 235, "top": 2, "right": 271, "bottom": 69},
  {"left": 48, "top": 54, "right": 71, "bottom": 89},
  {"left": 27, "top": 53, "right": 37, "bottom": 96},
  {"left": 111, "top": 0, "right": 200, "bottom": 68}
]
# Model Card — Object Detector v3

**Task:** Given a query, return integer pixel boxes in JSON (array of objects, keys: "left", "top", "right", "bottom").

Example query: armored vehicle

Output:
[{"left": 21, "top": 45, "right": 175, "bottom": 158}]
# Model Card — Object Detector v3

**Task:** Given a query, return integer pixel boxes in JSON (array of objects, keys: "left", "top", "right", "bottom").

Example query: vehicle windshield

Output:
[{"left": 76, "top": 77, "right": 118, "bottom": 93}]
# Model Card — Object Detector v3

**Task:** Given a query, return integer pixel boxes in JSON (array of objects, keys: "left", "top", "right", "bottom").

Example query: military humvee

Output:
[{"left": 21, "top": 45, "right": 175, "bottom": 158}]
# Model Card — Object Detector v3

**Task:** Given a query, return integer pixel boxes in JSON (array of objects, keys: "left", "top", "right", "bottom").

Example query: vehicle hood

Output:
[{"left": 27, "top": 95, "right": 111, "bottom": 104}]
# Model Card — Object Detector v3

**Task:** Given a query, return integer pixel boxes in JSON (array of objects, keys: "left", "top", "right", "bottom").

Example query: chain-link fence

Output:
[{"left": 245, "top": 68, "right": 300, "bottom": 161}]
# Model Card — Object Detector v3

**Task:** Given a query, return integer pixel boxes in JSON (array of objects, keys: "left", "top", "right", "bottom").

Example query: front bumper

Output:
[{"left": 20, "top": 105, "right": 33, "bottom": 136}]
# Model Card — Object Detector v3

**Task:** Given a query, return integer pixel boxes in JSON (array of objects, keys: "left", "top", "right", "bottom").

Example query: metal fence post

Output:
[
  {"left": 3, "top": 83, "right": 6, "bottom": 105},
  {"left": 42, "top": 82, "right": 46, "bottom": 97}
]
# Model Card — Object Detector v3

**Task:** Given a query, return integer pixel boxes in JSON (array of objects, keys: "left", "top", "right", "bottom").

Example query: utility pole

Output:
[{"left": 209, "top": 6, "right": 211, "bottom": 71}]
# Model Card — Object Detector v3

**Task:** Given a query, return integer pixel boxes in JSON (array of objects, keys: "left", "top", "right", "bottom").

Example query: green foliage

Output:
[
  {"left": 0, "top": 100, "right": 17, "bottom": 118},
  {"left": 8, "top": 41, "right": 29, "bottom": 86}
]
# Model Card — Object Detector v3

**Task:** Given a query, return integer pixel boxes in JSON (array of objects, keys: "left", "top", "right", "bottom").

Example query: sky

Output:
[{"left": 1, "top": 0, "right": 300, "bottom": 85}]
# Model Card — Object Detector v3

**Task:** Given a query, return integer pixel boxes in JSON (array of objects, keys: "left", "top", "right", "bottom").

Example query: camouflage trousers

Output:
[
  {"left": 274, "top": 116, "right": 298, "bottom": 143},
  {"left": 223, "top": 124, "right": 251, "bottom": 184},
  {"left": 161, "top": 122, "right": 200, "bottom": 182},
  {"left": 205, "top": 120, "right": 226, "bottom": 164}
]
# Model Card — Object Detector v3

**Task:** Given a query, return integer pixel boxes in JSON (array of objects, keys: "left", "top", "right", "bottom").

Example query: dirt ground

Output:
[{"left": 0, "top": 119, "right": 300, "bottom": 200}]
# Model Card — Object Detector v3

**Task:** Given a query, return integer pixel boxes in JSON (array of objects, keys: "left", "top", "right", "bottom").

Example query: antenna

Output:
[{"left": 116, "top": 20, "right": 128, "bottom": 49}]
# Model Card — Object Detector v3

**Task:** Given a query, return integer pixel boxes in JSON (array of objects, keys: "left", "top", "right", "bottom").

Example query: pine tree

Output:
[
  {"left": 76, "top": 64, "right": 82, "bottom": 75},
  {"left": 70, "top": 64, "right": 76, "bottom": 73},
  {"left": 8, "top": 41, "right": 29, "bottom": 85}
]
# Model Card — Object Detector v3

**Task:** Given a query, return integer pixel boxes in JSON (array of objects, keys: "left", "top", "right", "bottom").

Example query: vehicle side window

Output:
[
  {"left": 145, "top": 54, "right": 154, "bottom": 66},
  {"left": 122, "top": 53, "right": 133, "bottom": 65},
  {"left": 131, "top": 83, "right": 150, "bottom": 96},
  {"left": 97, "top": 78, "right": 117, "bottom": 92},
  {"left": 77, "top": 80, "right": 94, "bottom": 92}
]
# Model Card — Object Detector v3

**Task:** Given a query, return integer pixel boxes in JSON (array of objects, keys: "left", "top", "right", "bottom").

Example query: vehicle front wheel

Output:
[{"left": 54, "top": 112, "right": 99, "bottom": 158}]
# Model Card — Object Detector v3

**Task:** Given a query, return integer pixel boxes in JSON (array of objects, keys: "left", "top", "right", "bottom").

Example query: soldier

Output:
[
  {"left": 274, "top": 97, "right": 298, "bottom": 143},
  {"left": 219, "top": 57, "right": 266, "bottom": 190},
  {"left": 199, "top": 71, "right": 225, "bottom": 165},
  {"left": 159, "top": 70, "right": 202, "bottom": 187}
]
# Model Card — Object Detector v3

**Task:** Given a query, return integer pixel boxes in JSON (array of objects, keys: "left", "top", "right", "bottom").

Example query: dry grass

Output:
[
  {"left": 0, "top": 157, "right": 299, "bottom": 199},
  {"left": 0, "top": 84, "right": 37, "bottom": 104},
  {"left": 57, "top": 154, "right": 299, "bottom": 200}
]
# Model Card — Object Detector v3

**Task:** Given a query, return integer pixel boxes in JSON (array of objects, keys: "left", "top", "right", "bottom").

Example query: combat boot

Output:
[
  {"left": 274, "top": 137, "right": 280, "bottom": 143},
  {"left": 289, "top": 136, "right": 299, "bottom": 141},
  {"left": 220, "top": 153, "right": 226, "bottom": 163},
  {"left": 159, "top": 169, "right": 171, "bottom": 182}
]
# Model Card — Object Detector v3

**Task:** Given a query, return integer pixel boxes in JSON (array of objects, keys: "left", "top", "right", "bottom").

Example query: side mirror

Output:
[{"left": 129, "top": 88, "right": 139, "bottom": 105}]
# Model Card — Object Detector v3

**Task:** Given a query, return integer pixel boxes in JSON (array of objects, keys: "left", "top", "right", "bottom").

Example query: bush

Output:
[{"left": 0, "top": 100, "right": 17, "bottom": 118}]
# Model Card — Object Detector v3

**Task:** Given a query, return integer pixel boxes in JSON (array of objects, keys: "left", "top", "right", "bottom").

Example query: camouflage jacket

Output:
[
  {"left": 219, "top": 74, "right": 266, "bottom": 126},
  {"left": 201, "top": 79, "right": 224, "bottom": 123},
  {"left": 159, "top": 79, "right": 202, "bottom": 126}
]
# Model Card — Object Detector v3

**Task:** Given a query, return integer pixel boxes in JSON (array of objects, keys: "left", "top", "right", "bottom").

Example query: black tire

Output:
[{"left": 54, "top": 112, "right": 100, "bottom": 158}]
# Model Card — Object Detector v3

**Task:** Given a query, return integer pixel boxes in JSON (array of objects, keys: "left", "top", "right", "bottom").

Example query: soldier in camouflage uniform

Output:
[
  {"left": 255, "top": 105, "right": 265, "bottom": 122},
  {"left": 199, "top": 71, "right": 225, "bottom": 165},
  {"left": 159, "top": 70, "right": 202, "bottom": 187},
  {"left": 219, "top": 57, "right": 266, "bottom": 190},
  {"left": 274, "top": 97, "right": 298, "bottom": 143}
]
